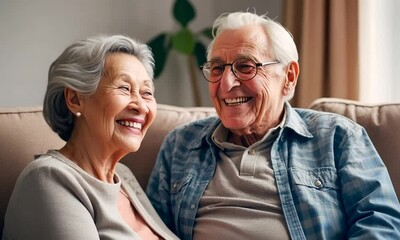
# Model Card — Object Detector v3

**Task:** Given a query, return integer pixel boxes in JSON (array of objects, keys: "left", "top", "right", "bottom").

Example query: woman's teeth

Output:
[{"left": 117, "top": 120, "right": 142, "bottom": 130}]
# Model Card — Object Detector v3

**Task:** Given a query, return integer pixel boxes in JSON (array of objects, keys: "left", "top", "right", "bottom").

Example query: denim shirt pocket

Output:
[
  {"left": 170, "top": 173, "right": 194, "bottom": 224},
  {"left": 171, "top": 174, "right": 193, "bottom": 195},
  {"left": 289, "top": 167, "right": 341, "bottom": 206}
]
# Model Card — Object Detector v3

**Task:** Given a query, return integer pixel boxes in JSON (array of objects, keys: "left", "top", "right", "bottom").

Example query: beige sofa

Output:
[{"left": 1, "top": 98, "right": 399, "bottom": 235}]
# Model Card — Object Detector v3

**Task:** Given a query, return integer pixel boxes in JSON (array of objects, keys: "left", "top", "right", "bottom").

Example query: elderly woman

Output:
[{"left": 3, "top": 35, "right": 178, "bottom": 240}]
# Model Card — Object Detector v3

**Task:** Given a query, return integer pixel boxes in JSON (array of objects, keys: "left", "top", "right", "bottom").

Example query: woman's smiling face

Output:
[{"left": 78, "top": 52, "right": 157, "bottom": 154}]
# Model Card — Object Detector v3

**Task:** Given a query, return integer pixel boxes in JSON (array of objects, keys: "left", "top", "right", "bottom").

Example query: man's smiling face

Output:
[{"left": 208, "top": 25, "right": 287, "bottom": 137}]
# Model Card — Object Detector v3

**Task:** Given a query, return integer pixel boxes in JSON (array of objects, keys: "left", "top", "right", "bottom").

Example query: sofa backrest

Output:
[
  {"left": 1, "top": 98, "right": 399, "bottom": 235},
  {"left": 309, "top": 98, "right": 400, "bottom": 199},
  {"left": 0, "top": 104, "right": 216, "bottom": 236}
]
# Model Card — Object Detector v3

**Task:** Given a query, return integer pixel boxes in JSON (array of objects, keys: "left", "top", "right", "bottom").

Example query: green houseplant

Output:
[{"left": 147, "top": 0, "right": 212, "bottom": 106}]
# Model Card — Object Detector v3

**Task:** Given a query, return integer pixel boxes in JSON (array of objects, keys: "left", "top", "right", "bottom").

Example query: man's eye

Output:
[
  {"left": 236, "top": 63, "right": 255, "bottom": 73},
  {"left": 211, "top": 65, "right": 224, "bottom": 75}
]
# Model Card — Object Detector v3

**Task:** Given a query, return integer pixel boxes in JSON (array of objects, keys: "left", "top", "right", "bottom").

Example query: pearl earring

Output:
[{"left": 76, "top": 112, "right": 81, "bottom": 117}]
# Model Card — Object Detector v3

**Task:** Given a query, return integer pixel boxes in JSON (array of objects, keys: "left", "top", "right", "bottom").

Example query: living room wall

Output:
[{"left": 0, "top": 0, "right": 282, "bottom": 107}]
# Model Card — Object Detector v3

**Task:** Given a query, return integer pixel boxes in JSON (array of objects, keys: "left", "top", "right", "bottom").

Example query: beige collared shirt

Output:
[{"left": 193, "top": 113, "right": 290, "bottom": 240}]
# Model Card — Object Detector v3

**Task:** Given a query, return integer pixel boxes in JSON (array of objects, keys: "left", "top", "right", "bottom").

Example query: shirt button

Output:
[
  {"left": 314, "top": 180, "right": 323, "bottom": 188},
  {"left": 248, "top": 149, "right": 256, "bottom": 155},
  {"left": 190, "top": 204, "right": 195, "bottom": 209},
  {"left": 172, "top": 183, "right": 178, "bottom": 191}
]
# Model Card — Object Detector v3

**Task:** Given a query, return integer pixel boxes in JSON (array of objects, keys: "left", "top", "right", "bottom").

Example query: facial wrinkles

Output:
[
  {"left": 256, "top": 77, "right": 274, "bottom": 130},
  {"left": 211, "top": 26, "right": 278, "bottom": 133},
  {"left": 259, "top": 66, "right": 287, "bottom": 130},
  {"left": 212, "top": 26, "right": 265, "bottom": 60},
  {"left": 90, "top": 70, "right": 128, "bottom": 146},
  {"left": 240, "top": 63, "right": 281, "bottom": 136},
  {"left": 111, "top": 79, "right": 155, "bottom": 137},
  {"left": 91, "top": 86, "right": 117, "bottom": 144}
]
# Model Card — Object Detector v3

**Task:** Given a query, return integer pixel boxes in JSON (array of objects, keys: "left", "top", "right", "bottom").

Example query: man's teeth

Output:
[
  {"left": 118, "top": 120, "right": 142, "bottom": 130},
  {"left": 225, "top": 97, "right": 250, "bottom": 105}
]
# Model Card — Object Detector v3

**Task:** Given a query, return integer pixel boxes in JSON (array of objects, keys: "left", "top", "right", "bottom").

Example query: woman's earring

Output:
[{"left": 76, "top": 112, "right": 81, "bottom": 117}]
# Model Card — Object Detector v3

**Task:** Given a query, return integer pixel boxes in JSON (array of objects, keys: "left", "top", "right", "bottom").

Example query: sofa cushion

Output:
[{"left": 309, "top": 98, "right": 400, "bottom": 198}]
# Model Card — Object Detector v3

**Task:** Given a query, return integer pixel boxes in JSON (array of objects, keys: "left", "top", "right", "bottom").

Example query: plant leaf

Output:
[
  {"left": 194, "top": 41, "right": 207, "bottom": 67},
  {"left": 200, "top": 27, "right": 214, "bottom": 39},
  {"left": 173, "top": 0, "right": 195, "bottom": 27},
  {"left": 147, "top": 33, "right": 171, "bottom": 79},
  {"left": 171, "top": 28, "right": 195, "bottom": 54}
]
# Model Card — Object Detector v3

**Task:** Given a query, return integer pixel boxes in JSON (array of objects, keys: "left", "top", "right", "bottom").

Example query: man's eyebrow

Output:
[
  {"left": 209, "top": 54, "right": 254, "bottom": 63},
  {"left": 209, "top": 56, "right": 224, "bottom": 62},
  {"left": 236, "top": 53, "right": 253, "bottom": 59}
]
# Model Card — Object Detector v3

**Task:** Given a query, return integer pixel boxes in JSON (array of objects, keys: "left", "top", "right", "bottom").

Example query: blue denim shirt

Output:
[{"left": 146, "top": 103, "right": 400, "bottom": 240}]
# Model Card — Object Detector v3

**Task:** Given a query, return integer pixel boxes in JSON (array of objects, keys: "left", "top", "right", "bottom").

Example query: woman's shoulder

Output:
[
  {"left": 14, "top": 150, "right": 99, "bottom": 196},
  {"left": 20, "top": 151, "right": 67, "bottom": 174},
  {"left": 19, "top": 150, "right": 78, "bottom": 179}
]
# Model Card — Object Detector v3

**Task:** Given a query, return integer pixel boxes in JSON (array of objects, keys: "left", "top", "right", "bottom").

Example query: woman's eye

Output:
[
  {"left": 119, "top": 86, "right": 130, "bottom": 91},
  {"left": 143, "top": 91, "right": 153, "bottom": 97}
]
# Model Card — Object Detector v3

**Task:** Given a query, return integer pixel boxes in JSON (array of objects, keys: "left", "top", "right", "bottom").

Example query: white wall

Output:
[
  {"left": 359, "top": 0, "right": 400, "bottom": 103},
  {"left": 0, "top": 0, "right": 282, "bottom": 107}
]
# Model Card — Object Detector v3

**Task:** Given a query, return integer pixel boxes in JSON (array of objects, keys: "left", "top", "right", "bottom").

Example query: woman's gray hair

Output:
[{"left": 43, "top": 35, "right": 154, "bottom": 141}]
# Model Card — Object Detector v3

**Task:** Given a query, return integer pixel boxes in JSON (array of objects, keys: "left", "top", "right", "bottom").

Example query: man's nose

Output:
[{"left": 219, "top": 65, "right": 241, "bottom": 91}]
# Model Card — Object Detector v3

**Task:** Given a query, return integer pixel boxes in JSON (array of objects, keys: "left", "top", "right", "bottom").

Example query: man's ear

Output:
[
  {"left": 64, "top": 88, "right": 82, "bottom": 115},
  {"left": 283, "top": 61, "right": 299, "bottom": 95}
]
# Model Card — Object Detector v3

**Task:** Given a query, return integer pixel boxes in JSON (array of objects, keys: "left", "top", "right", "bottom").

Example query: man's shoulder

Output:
[
  {"left": 294, "top": 107, "right": 358, "bottom": 126},
  {"left": 161, "top": 116, "right": 219, "bottom": 151},
  {"left": 291, "top": 107, "right": 362, "bottom": 136}
]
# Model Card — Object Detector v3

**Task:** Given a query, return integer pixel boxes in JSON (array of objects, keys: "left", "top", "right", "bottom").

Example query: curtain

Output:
[{"left": 283, "top": 0, "right": 359, "bottom": 107}]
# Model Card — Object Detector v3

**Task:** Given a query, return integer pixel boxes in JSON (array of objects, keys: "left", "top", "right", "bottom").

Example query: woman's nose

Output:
[{"left": 130, "top": 95, "right": 149, "bottom": 114}]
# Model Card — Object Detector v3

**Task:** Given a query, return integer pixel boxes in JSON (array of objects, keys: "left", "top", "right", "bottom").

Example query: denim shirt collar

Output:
[
  {"left": 283, "top": 102, "right": 313, "bottom": 139},
  {"left": 187, "top": 102, "right": 313, "bottom": 150}
]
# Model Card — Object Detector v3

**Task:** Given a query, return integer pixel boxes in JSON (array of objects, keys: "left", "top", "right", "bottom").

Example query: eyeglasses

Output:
[{"left": 200, "top": 58, "right": 280, "bottom": 83}]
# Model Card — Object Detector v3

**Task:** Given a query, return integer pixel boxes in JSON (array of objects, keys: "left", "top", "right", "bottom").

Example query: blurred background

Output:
[{"left": 0, "top": 0, "right": 399, "bottom": 108}]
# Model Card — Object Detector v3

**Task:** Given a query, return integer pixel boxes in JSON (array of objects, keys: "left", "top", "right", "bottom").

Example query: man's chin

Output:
[{"left": 221, "top": 119, "right": 250, "bottom": 131}]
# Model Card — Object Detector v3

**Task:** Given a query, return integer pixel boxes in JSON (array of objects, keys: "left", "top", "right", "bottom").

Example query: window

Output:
[{"left": 359, "top": 0, "right": 400, "bottom": 103}]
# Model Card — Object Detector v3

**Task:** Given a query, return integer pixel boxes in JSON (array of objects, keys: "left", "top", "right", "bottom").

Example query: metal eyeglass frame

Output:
[{"left": 200, "top": 58, "right": 280, "bottom": 83}]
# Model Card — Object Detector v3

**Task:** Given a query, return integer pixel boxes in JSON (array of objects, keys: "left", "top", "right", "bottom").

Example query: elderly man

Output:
[{"left": 147, "top": 11, "right": 400, "bottom": 240}]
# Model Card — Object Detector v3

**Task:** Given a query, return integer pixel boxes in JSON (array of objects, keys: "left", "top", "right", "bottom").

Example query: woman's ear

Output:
[
  {"left": 64, "top": 88, "right": 82, "bottom": 116},
  {"left": 283, "top": 61, "right": 299, "bottom": 96}
]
